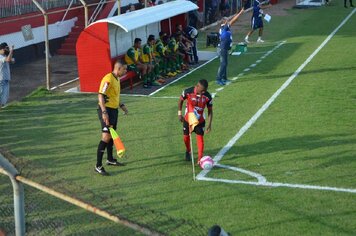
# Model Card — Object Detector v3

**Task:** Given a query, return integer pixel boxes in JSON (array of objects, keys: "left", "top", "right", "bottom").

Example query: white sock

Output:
[{"left": 258, "top": 37, "right": 261, "bottom": 40}]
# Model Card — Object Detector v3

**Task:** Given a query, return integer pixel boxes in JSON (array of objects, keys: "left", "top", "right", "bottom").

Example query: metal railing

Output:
[{"left": 0, "top": 0, "right": 82, "bottom": 18}]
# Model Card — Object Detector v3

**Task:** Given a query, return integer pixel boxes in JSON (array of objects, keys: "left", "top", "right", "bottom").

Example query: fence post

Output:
[
  {"left": 0, "top": 154, "right": 26, "bottom": 236},
  {"left": 32, "top": 0, "right": 51, "bottom": 90}
]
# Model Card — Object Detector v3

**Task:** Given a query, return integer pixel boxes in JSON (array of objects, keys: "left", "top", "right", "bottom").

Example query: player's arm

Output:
[
  {"left": 178, "top": 99, "right": 184, "bottom": 122},
  {"left": 4, "top": 45, "right": 14, "bottom": 62},
  {"left": 228, "top": 8, "right": 244, "bottom": 26},
  {"left": 98, "top": 93, "right": 109, "bottom": 125},
  {"left": 178, "top": 90, "right": 187, "bottom": 122},
  {"left": 205, "top": 107, "right": 213, "bottom": 134}
]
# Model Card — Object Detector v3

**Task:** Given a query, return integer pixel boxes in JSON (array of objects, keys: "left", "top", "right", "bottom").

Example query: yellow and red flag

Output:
[
  {"left": 109, "top": 127, "right": 126, "bottom": 158},
  {"left": 187, "top": 110, "right": 199, "bottom": 133}
]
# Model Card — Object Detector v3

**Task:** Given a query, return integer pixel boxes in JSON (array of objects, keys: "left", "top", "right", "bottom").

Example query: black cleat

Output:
[
  {"left": 95, "top": 166, "right": 109, "bottom": 176},
  {"left": 185, "top": 152, "right": 191, "bottom": 161},
  {"left": 106, "top": 159, "right": 125, "bottom": 166}
]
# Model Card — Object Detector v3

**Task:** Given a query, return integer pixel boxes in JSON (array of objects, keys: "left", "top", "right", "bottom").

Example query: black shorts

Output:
[
  {"left": 97, "top": 106, "right": 118, "bottom": 133},
  {"left": 183, "top": 120, "right": 205, "bottom": 136}
]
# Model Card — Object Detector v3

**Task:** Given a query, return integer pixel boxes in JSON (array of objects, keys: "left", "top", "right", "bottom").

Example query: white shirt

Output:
[{"left": 0, "top": 54, "right": 11, "bottom": 81}]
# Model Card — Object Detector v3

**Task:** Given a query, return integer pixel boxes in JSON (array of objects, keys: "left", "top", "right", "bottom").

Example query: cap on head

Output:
[{"left": 0, "top": 42, "right": 8, "bottom": 50}]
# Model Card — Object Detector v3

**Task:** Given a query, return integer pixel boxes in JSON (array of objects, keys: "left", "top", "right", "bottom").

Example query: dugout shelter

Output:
[{"left": 76, "top": 0, "right": 198, "bottom": 92}]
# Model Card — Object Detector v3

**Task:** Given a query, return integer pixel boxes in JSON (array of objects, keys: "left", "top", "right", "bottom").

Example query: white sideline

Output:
[
  {"left": 149, "top": 56, "right": 218, "bottom": 96},
  {"left": 197, "top": 9, "right": 356, "bottom": 194}
]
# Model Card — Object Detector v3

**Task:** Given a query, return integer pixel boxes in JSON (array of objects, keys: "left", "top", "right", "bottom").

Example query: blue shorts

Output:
[{"left": 251, "top": 16, "right": 263, "bottom": 30}]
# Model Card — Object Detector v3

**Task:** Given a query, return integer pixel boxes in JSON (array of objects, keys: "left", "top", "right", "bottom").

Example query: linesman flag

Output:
[
  {"left": 188, "top": 110, "right": 199, "bottom": 133},
  {"left": 109, "top": 127, "right": 126, "bottom": 158}
]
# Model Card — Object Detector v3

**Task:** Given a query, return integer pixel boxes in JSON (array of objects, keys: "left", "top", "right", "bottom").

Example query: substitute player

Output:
[
  {"left": 95, "top": 61, "right": 129, "bottom": 176},
  {"left": 244, "top": 0, "right": 271, "bottom": 43},
  {"left": 178, "top": 79, "right": 213, "bottom": 164}
]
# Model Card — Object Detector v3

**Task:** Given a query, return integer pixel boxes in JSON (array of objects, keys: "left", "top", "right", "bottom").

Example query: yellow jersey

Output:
[
  {"left": 98, "top": 73, "right": 121, "bottom": 109},
  {"left": 125, "top": 47, "right": 139, "bottom": 65}
]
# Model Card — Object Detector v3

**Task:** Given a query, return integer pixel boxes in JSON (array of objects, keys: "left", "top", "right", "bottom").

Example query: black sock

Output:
[
  {"left": 107, "top": 139, "right": 114, "bottom": 161},
  {"left": 96, "top": 140, "right": 108, "bottom": 167}
]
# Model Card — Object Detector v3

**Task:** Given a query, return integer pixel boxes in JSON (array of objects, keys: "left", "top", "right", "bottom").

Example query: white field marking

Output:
[
  {"left": 51, "top": 77, "right": 79, "bottom": 91},
  {"left": 148, "top": 56, "right": 218, "bottom": 96},
  {"left": 216, "top": 87, "right": 224, "bottom": 92},
  {"left": 256, "top": 59, "right": 262, "bottom": 63},
  {"left": 197, "top": 176, "right": 356, "bottom": 194},
  {"left": 197, "top": 9, "right": 356, "bottom": 194},
  {"left": 250, "top": 64, "right": 257, "bottom": 67},
  {"left": 238, "top": 73, "right": 244, "bottom": 77},
  {"left": 211, "top": 93, "right": 217, "bottom": 98},
  {"left": 231, "top": 76, "right": 239, "bottom": 81},
  {"left": 121, "top": 94, "right": 179, "bottom": 99},
  {"left": 243, "top": 68, "right": 251, "bottom": 72}
]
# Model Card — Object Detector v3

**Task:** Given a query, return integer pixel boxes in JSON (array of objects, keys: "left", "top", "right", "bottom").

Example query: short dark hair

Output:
[
  {"left": 134, "top": 38, "right": 142, "bottom": 44},
  {"left": 199, "top": 79, "right": 208, "bottom": 90},
  {"left": 0, "top": 42, "right": 8, "bottom": 50},
  {"left": 159, "top": 31, "right": 167, "bottom": 37},
  {"left": 148, "top": 35, "right": 155, "bottom": 42}
]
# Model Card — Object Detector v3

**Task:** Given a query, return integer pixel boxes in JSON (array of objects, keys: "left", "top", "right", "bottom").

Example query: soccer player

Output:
[
  {"left": 178, "top": 79, "right": 213, "bottom": 164},
  {"left": 344, "top": 0, "right": 354, "bottom": 8},
  {"left": 244, "top": 0, "right": 271, "bottom": 43},
  {"left": 216, "top": 8, "right": 244, "bottom": 86},
  {"left": 95, "top": 61, "right": 129, "bottom": 176},
  {"left": 125, "top": 38, "right": 150, "bottom": 88},
  {"left": 141, "top": 35, "right": 160, "bottom": 86}
]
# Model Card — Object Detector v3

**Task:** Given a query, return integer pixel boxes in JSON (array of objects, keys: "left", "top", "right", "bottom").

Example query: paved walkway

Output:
[{"left": 8, "top": 55, "right": 78, "bottom": 103}]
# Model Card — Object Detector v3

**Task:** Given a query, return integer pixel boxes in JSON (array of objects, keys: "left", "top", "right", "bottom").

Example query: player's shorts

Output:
[
  {"left": 97, "top": 106, "right": 118, "bottom": 133},
  {"left": 251, "top": 16, "right": 263, "bottom": 30},
  {"left": 183, "top": 120, "right": 206, "bottom": 136}
]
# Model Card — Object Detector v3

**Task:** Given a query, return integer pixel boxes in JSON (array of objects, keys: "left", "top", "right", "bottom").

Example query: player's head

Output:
[
  {"left": 113, "top": 60, "right": 127, "bottom": 77},
  {"left": 134, "top": 38, "right": 142, "bottom": 48},
  {"left": 0, "top": 42, "right": 9, "bottom": 55},
  {"left": 147, "top": 35, "right": 155, "bottom": 45},
  {"left": 221, "top": 17, "right": 229, "bottom": 27},
  {"left": 176, "top": 24, "right": 183, "bottom": 31},
  {"left": 196, "top": 79, "right": 208, "bottom": 94}
]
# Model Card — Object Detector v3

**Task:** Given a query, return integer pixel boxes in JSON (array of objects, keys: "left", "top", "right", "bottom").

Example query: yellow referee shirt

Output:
[{"left": 98, "top": 73, "right": 120, "bottom": 109}]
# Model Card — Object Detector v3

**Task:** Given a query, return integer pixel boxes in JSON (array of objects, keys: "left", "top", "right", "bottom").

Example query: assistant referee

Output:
[{"left": 95, "top": 61, "right": 128, "bottom": 176}]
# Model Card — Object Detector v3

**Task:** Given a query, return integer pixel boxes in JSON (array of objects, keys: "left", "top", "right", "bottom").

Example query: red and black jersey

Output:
[{"left": 180, "top": 86, "right": 213, "bottom": 123}]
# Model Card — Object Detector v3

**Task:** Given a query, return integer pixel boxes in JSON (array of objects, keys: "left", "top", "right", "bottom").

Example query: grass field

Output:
[{"left": 1, "top": 1, "right": 356, "bottom": 235}]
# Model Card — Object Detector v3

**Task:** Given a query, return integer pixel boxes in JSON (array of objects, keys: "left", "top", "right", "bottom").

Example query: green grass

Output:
[{"left": 1, "top": 2, "right": 356, "bottom": 235}]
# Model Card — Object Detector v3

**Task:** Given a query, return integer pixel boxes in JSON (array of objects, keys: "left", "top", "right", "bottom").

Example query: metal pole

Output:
[
  {"left": 117, "top": 0, "right": 121, "bottom": 15},
  {"left": 32, "top": 0, "right": 51, "bottom": 90},
  {"left": 0, "top": 155, "right": 25, "bottom": 236},
  {"left": 79, "top": 0, "right": 88, "bottom": 27}
]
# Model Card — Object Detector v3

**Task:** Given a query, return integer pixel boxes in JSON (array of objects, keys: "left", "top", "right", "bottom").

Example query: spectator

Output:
[
  {"left": 125, "top": 38, "right": 150, "bottom": 88},
  {"left": 0, "top": 42, "right": 14, "bottom": 108},
  {"left": 126, "top": 3, "right": 136, "bottom": 13},
  {"left": 137, "top": 0, "right": 145, "bottom": 9}
]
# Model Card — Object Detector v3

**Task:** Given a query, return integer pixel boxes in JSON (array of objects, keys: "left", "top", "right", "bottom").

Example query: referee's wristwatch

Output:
[{"left": 102, "top": 110, "right": 108, "bottom": 115}]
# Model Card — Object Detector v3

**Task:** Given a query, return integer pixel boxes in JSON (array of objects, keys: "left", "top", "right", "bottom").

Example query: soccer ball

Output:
[{"left": 200, "top": 156, "right": 214, "bottom": 170}]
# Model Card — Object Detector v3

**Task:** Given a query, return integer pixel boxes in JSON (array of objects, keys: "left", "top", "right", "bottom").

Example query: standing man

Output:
[
  {"left": 96, "top": 61, "right": 129, "bottom": 176},
  {"left": 178, "top": 79, "right": 213, "bottom": 164},
  {"left": 0, "top": 43, "right": 14, "bottom": 108},
  {"left": 216, "top": 9, "right": 244, "bottom": 86},
  {"left": 244, "top": 0, "right": 271, "bottom": 43}
]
